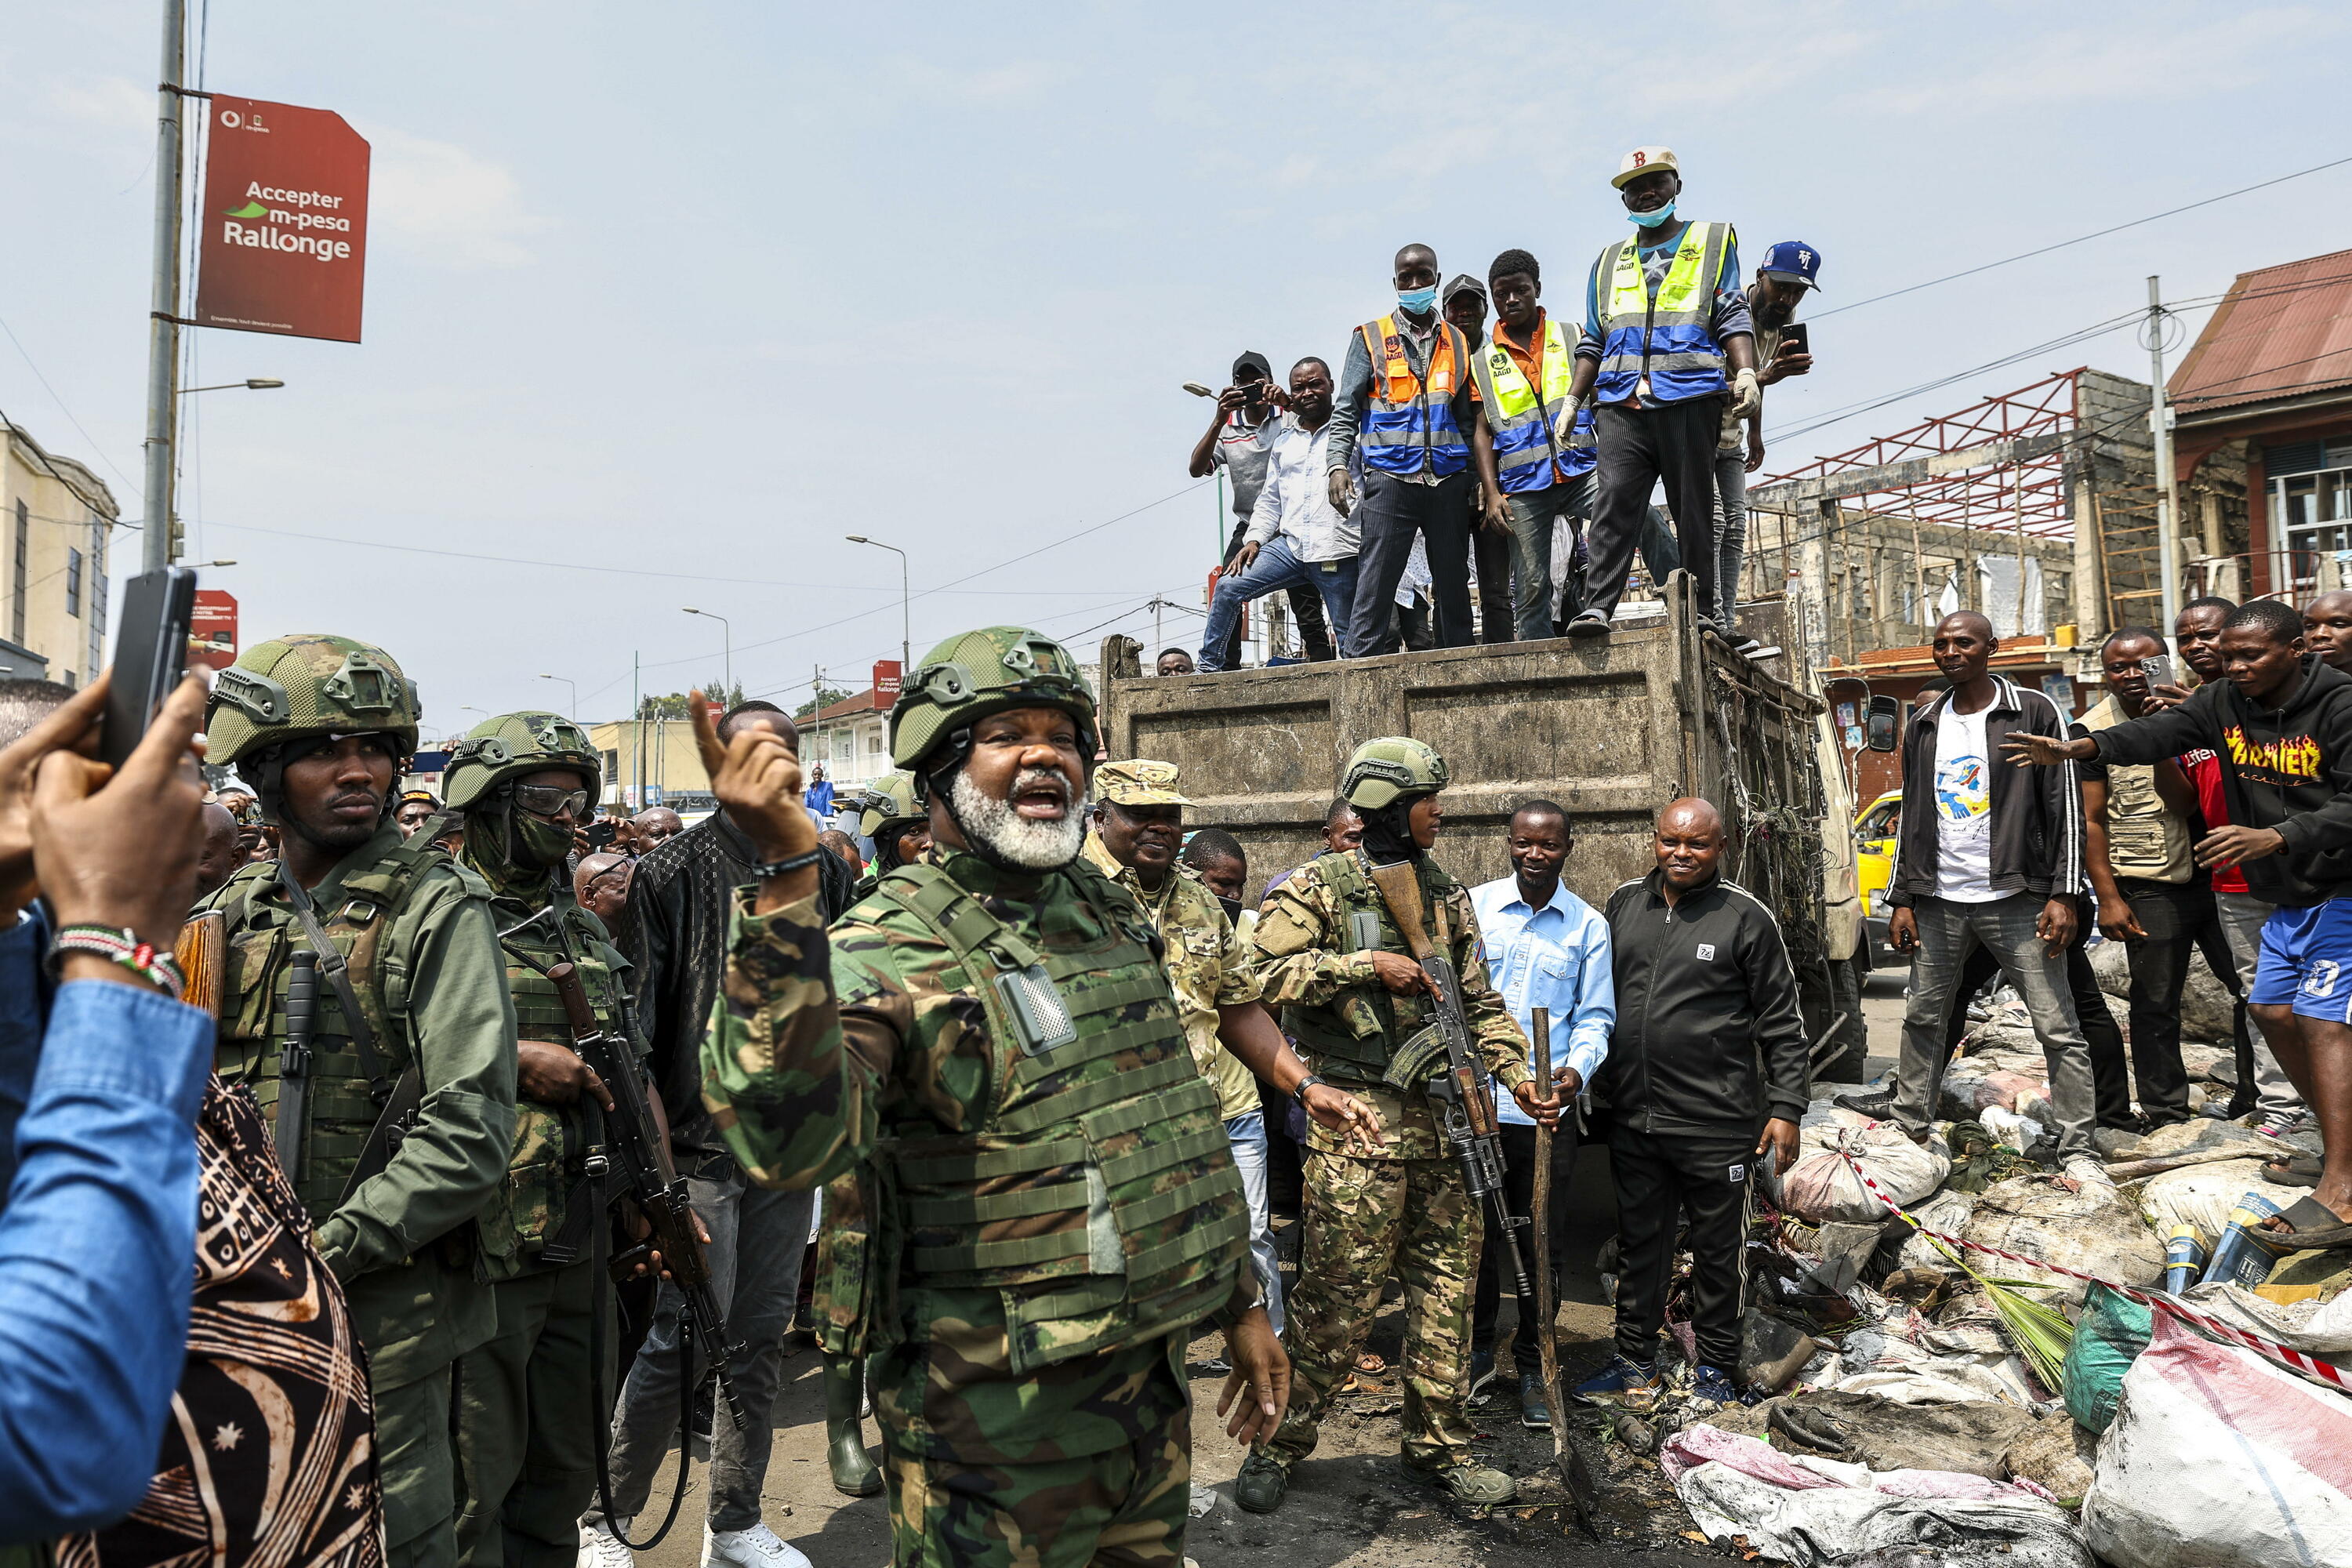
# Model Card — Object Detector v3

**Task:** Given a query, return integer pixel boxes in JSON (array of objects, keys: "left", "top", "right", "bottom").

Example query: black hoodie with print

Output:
[{"left": 2091, "top": 654, "right": 2352, "bottom": 909}]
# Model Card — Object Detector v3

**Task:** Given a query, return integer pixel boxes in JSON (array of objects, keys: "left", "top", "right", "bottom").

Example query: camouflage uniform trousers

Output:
[
  {"left": 379, "top": 1363, "right": 462, "bottom": 1568},
  {"left": 451, "top": 1257, "right": 610, "bottom": 1568},
  {"left": 881, "top": 1410, "right": 1190, "bottom": 1568},
  {"left": 1259, "top": 1147, "right": 1481, "bottom": 1474}
]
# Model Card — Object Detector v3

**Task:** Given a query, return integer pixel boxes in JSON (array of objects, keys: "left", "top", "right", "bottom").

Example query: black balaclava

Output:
[
  {"left": 463, "top": 782, "right": 577, "bottom": 905},
  {"left": 1359, "top": 793, "right": 1428, "bottom": 866}
]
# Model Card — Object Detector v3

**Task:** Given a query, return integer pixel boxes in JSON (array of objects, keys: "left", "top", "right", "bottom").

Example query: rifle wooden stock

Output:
[
  {"left": 173, "top": 910, "right": 225, "bottom": 1018},
  {"left": 1366, "top": 859, "right": 1437, "bottom": 960}
]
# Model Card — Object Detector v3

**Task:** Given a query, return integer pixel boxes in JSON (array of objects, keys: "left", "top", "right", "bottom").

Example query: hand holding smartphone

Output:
[{"left": 101, "top": 567, "right": 198, "bottom": 769}]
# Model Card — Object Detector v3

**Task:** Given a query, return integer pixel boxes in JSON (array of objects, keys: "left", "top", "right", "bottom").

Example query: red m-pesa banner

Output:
[{"left": 194, "top": 96, "right": 370, "bottom": 343}]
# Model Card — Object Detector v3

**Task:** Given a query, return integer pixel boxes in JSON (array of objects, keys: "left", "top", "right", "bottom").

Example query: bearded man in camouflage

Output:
[
  {"left": 689, "top": 626, "right": 1291, "bottom": 1568},
  {"left": 1236, "top": 737, "right": 1552, "bottom": 1513}
]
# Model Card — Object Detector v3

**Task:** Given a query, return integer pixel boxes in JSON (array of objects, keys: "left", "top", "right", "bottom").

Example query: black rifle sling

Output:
[{"left": 274, "top": 863, "right": 426, "bottom": 1205}]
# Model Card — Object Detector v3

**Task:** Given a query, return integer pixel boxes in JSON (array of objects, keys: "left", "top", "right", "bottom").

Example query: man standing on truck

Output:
[
  {"left": 1236, "top": 738, "right": 1557, "bottom": 1514},
  {"left": 1191, "top": 350, "right": 1337, "bottom": 666},
  {"left": 1563, "top": 148, "right": 1759, "bottom": 642},
  {"left": 1327, "top": 245, "right": 1481, "bottom": 655}
]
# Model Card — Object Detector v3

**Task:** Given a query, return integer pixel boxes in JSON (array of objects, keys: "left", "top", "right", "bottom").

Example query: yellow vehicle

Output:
[{"left": 1854, "top": 788, "right": 1901, "bottom": 967}]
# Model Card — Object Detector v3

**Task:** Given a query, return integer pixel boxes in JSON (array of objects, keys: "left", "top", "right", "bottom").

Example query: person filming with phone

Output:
[
  {"left": 1190, "top": 350, "right": 1337, "bottom": 665},
  {"left": 1711, "top": 240, "right": 1820, "bottom": 654}
]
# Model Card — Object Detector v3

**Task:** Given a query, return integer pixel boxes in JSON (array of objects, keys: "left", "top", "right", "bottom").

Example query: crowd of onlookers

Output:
[{"left": 1171, "top": 144, "right": 1820, "bottom": 674}]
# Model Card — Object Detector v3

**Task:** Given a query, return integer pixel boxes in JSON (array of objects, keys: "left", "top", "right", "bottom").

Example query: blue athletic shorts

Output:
[{"left": 2252, "top": 898, "right": 2352, "bottom": 1022}]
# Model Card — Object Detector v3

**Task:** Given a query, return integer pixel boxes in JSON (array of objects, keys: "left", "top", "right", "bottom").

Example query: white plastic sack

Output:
[
  {"left": 2138, "top": 1159, "right": 2270, "bottom": 1245},
  {"left": 1663, "top": 1424, "right": 2089, "bottom": 1568},
  {"left": 1960, "top": 1174, "right": 2165, "bottom": 1308},
  {"left": 2083, "top": 1316, "right": 2352, "bottom": 1568},
  {"left": 1773, "top": 1122, "right": 1952, "bottom": 1225},
  {"left": 1897, "top": 1189, "right": 1980, "bottom": 1272}
]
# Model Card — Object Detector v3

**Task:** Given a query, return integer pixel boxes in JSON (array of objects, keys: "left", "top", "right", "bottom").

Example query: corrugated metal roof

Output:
[{"left": 2170, "top": 247, "right": 2352, "bottom": 416}]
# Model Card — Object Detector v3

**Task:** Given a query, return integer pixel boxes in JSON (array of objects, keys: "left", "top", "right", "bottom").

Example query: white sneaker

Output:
[
  {"left": 702, "top": 1523, "right": 812, "bottom": 1568},
  {"left": 578, "top": 1521, "right": 635, "bottom": 1568},
  {"left": 2063, "top": 1153, "right": 2115, "bottom": 1190}
]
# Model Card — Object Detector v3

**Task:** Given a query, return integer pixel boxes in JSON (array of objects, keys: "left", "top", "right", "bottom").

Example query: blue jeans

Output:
[
  {"left": 1199, "top": 538, "right": 1358, "bottom": 673},
  {"left": 1501, "top": 475, "right": 1595, "bottom": 640},
  {"left": 1225, "top": 1111, "right": 1283, "bottom": 1335}
]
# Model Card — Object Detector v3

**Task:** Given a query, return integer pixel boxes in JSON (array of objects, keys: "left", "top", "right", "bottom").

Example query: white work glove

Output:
[
  {"left": 1326, "top": 468, "right": 1352, "bottom": 517},
  {"left": 1552, "top": 394, "right": 1588, "bottom": 447},
  {"left": 1730, "top": 367, "right": 1762, "bottom": 419}
]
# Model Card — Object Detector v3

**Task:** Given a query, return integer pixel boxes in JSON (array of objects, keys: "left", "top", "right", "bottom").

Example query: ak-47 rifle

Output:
[
  {"left": 275, "top": 949, "right": 320, "bottom": 1182},
  {"left": 543, "top": 959, "right": 747, "bottom": 1435},
  {"left": 1367, "top": 858, "right": 1538, "bottom": 1329}
]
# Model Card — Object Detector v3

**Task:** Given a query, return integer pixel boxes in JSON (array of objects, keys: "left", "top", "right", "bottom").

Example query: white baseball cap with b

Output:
[{"left": 1613, "top": 146, "right": 1680, "bottom": 189}]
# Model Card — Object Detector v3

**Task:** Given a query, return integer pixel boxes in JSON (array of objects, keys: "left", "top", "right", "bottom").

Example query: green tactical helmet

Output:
[
  {"left": 206, "top": 633, "right": 421, "bottom": 768},
  {"left": 442, "top": 710, "right": 602, "bottom": 811},
  {"left": 890, "top": 626, "right": 1096, "bottom": 771},
  {"left": 1341, "top": 736, "right": 1450, "bottom": 810},
  {"left": 858, "top": 771, "right": 925, "bottom": 838}
]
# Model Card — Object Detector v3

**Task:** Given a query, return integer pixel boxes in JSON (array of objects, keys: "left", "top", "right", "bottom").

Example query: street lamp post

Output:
[
  {"left": 178, "top": 379, "right": 285, "bottom": 394},
  {"left": 845, "top": 535, "right": 911, "bottom": 677},
  {"left": 682, "top": 608, "right": 732, "bottom": 694},
  {"left": 538, "top": 673, "right": 577, "bottom": 719}
]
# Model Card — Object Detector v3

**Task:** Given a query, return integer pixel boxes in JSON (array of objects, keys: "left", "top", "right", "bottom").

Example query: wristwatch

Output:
[
  {"left": 1290, "top": 1073, "right": 1328, "bottom": 1108},
  {"left": 750, "top": 848, "right": 824, "bottom": 879}
]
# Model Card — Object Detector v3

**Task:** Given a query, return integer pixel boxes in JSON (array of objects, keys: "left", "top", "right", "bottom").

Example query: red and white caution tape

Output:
[{"left": 1835, "top": 1147, "right": 2352, "bottom": 1396}]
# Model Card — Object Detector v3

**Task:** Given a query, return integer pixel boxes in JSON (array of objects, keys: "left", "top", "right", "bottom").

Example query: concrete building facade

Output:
[{"left": 2, "top": 423, "right": 117, "bottom": 689}]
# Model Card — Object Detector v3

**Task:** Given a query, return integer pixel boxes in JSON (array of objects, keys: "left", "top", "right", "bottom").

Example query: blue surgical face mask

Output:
[
  {"left": 1628, "top": 199, "right": 1677, "bottom": 230},
  {"left": 1397, "top": 284, "right": 1439, "bottom": 314}
]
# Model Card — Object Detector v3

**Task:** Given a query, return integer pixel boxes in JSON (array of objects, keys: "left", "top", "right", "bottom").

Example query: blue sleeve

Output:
[
  {"left": 1712, "top": 231, "right": 1754, "bottom": 341},
  {"left": 1563, "top": 910, "right": 1616, "bottom": 1086},
  {"left": 1577, "top": 254, "right": 1605, "bottom": 362},
  {"left": 1326, "top": 327, "right": 1373, "bottom": 474},
  {"left": 0, "top": 979, "right": 211, "bottom": 1541},
  {"left": 0, "top": 909, "right": 51, "bottom": 1196}
]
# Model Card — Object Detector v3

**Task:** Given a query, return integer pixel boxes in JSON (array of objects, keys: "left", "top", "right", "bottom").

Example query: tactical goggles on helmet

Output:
[{"left": 510, "top": 782, "right": 592, "bottom": 820}]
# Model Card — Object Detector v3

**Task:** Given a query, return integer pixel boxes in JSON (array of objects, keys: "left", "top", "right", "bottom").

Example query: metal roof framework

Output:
[{"left": 1751, "top": 368, "right": 2089, "bottom": 538}]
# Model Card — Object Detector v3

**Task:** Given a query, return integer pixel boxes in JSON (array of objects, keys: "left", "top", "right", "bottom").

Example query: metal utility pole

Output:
[
  {"left": 143, "top": 0, "right": 189, "bottom": 571},
  {"left": 2147, "top": 275, "right": 2183, "bottom": 637},
  {"left": 632, "top": 651, "right": 643, "bottom": 810}
]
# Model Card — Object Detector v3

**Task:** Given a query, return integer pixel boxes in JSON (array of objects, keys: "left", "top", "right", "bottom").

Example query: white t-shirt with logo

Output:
[{"left": 1933, "top": 700, "right": 1999, "bottom": 902}]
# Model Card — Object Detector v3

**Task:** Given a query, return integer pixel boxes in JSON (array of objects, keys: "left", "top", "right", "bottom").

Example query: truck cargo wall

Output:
[{"left": 1100, "top": 579, "right": 1828, "bottom": 931}]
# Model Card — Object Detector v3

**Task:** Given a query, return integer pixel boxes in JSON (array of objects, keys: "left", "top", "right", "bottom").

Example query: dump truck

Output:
[{"left": 1098, "top": 577, "right": 1834, "bottom": 987}]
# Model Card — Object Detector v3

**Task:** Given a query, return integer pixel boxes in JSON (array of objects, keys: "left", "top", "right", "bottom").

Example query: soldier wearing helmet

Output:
[
  {"left": 689, "top": 628, "right": 1291, "bottom": 1568},
  {"left": 438, "top": 713, "right": 650, "bottom": 1566},
  {"left": 1234, "top": 735, "right": 1552, "bottom": 1515},
  {"left": 199, "top": 634, "right": 519, "bottom": 1568},
  {"left": 850, "top": 770, "right": 929, "bottom": 901}
]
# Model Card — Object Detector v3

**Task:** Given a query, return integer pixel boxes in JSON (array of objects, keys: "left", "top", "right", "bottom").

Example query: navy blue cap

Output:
[{"left": 1759, "top": 240, "right": 1823, "bottom": 291}]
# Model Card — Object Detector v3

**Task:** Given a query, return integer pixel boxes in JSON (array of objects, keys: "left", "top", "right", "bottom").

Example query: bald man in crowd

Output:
[
  {"left": 193, "top": 800, "right": 245, "bottom": 902},
  {"left": 1578, "top": 797, "right": 1807, "bottom": 1414},
  {"left": 627, "top": 807, "right": 684, "bottom": 854}
]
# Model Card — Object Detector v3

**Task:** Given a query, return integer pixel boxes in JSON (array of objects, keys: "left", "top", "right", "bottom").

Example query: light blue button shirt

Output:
[{"left": 1471, "top": 875, "right": 1614, "bottom": 1125}]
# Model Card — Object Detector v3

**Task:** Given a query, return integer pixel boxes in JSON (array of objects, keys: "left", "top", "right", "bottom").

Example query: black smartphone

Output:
[
  {"left": 584, "top": 819, "right": 618, "bottom": 852},
  {"left": 101, "top": 566, "right": 198, "bottom": 768},
  {"left": 1778, "top": 321, "right": 1811, "bottom": 358}
]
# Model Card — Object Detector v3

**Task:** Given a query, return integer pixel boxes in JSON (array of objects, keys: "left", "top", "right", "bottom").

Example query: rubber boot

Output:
[{"left": 823, "top": 1354, "right": 881, "bottom": 1497}]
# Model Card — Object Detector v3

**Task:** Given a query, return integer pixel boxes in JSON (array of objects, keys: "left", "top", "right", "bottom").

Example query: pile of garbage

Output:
[{"left": 1643, "top": 996, "right": 2352, "bottom": 1567}]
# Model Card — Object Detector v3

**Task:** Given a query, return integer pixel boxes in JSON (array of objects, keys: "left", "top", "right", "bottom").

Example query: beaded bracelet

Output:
[{"left": 50, "top": 924, "right": 187, "bottom": 1002}]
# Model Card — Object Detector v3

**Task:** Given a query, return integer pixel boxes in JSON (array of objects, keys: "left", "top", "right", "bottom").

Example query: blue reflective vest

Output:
[
  {"left": 1592, "top": 221, "right": 1735, "bottom": 405},
  {"left": 1356, "top": 314, "right": 1471, "bottom": 477},
  {"left": 1468, "top": 314, "right": 1596, "bottom": 494}
]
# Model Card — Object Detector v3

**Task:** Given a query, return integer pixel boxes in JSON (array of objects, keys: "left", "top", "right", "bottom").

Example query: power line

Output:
[
  {"left": 0, "top": 319, "right": 137, "bottom": 488},
  {"left": 1812, "top": 153, "right": 2352, "bottom": 321}
]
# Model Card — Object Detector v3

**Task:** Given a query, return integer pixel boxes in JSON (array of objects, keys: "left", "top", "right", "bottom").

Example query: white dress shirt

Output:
[{"left": 1245, "top": 415, "right": 1360, "bottom": 563}]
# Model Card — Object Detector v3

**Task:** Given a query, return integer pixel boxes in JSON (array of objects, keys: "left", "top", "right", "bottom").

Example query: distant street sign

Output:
[
  {"left": 188, "top": 587, "right": 238, "bottom": 671},
  {"left": 194, "top": 95, "right": 370, "bottom": 343}
]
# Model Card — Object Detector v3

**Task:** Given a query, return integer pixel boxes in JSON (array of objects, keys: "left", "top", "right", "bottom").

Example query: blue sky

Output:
[{"left": 5, "top": 1, "right": 2351, "bottom": 734}]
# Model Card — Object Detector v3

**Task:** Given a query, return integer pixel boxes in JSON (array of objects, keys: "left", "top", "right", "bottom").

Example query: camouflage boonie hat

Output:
[
  {"left": 1095, "top": 759, "right": 1192, "bottom": 808},
  {"left": 442, "top": 710, "right": 601, "bottom": 811},
  {"left": 890, "top": 625, "right": 1096, "bottom": 771},
  {"left": 205, "top": 633, "right": 421, "bottom": 768},
  {"left": 1341, "top": 736, "right": 1450, "bottom": 809},
  {"left": 858, "top": 771, "right": 925, "bottom": 838}
]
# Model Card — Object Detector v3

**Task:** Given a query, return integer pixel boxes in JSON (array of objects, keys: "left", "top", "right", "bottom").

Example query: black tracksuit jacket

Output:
[
  {"left": 2092, "top": 655, "right": 2352, "bottom": 909},
  {"left": 1596, "top": 869, "right": 1812, "bottom": 1134},
  {"left": 1884, "top": 673, "right": 2085, "bottom": 909}
]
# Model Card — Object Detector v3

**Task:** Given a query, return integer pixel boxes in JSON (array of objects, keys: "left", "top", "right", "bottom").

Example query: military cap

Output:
[
  {"left": 1341, "top": 736, "right": 1450, "bottom": 809},
  {"left": 1095, "top": 759, "right": 1192, "bottom": 808}
]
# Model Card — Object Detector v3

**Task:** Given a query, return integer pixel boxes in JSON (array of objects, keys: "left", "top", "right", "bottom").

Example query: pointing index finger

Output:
[{"left": 687, "top": 690, "right": 726, "bottom": 782}]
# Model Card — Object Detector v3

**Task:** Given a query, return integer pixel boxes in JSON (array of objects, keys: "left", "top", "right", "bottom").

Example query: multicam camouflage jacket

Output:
[
  {"left": 700, "top": 846, "right": 1251, "bottom": 1465},
  {"left": 1080, "top": 833, "right": 1263, "bottom": 1121},
  {"left": 1252, "top": 848, "right": 1530, "bottom": 1159}
]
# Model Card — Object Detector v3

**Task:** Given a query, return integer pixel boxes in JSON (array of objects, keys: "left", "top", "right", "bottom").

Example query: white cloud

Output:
[
  {"left": 1853, "top": 13, "right": 2319, "bottom": 114},
  {"left": 882, "top": 57, "right": 1062, "bottom": 105},
  {"left": 358, "top": 124, "right": 545, "bottom": 270}
]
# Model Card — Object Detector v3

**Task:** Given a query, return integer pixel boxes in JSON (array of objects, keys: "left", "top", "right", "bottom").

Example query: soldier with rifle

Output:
[
  {"left": 439, "top": 713, "right": 708, "bottom": 1568},
  {"left": 198, "top": 635, "right": 520, "bottom": 1568},
  {"left": 1237, "top": 736, "right": 1559, "bottom": 1513},
  {"left": 692, "top": 626, "right": 1290, "bottom": 1568}
]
